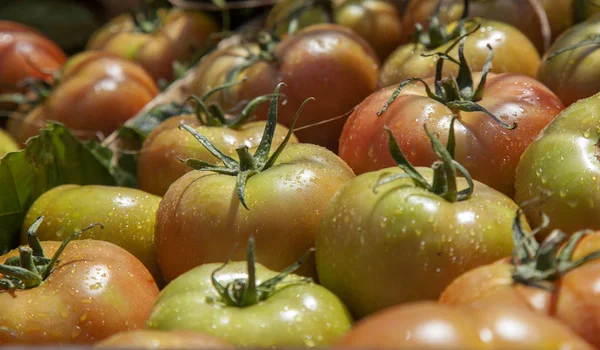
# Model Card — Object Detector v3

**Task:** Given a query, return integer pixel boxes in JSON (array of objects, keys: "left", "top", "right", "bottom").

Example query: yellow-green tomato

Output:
[
  {"left": 0, "top": 129, "right": 19, "bottom": 158},
  {"left": 137, "top": 115, "right": 298, "bottom": 196},
  {"left": 22, "top": 185, "right": 163, "bottom": 284},
  {"left": 515, "top": 93, "right": 600, "bottom": 235},
  {"left": 146, "top": 262, "right": 353, "bottom": 347},
  {"left": 155, "top": 143, "right": 355, "bottom": 282},
  {"left": 316, "top": 167, "right": 520, "bottom": 318}
]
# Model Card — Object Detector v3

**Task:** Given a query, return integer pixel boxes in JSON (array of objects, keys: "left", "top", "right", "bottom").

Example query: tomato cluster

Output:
[{"left": 2, "top": 0, "right": 600, "bottom": 348}]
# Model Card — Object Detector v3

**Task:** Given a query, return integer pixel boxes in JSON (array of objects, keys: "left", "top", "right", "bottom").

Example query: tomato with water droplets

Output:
[{"left": 95, "top": 330, "right": 233, "bottom": 349}]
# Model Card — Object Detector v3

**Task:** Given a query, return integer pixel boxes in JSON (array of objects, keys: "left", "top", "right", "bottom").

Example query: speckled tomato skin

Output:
[
  {"left": 190, "top": 24, "right": 380, "bottom": 151},
  {"left": 95, "top": 330, "right": 233, "bottom": 349},
  {"left": 440, "top": 232, "right": 600, "bottom": 348},
  {"left": 380, "top": 19, "right": 540, "bottom": 87},
  {"left": 22, "top": 185, "right": 163, "bottom": 284},
  {"left": 154, "top": 143, "right": 355, "bottom": 282},
  {"left": 87, "top": 8, "right": 219, "bottom": 82},
  {"left": 340, "top": 72, "right": 564, "bottom": 197},
  {"left": 515, "top": 93, "right": 600, "bottom": 234},
  {"left": 146, "top": 262, "right": 353, "bottom": 347},
  {"left": 316, "top": 167, "right": 519, "bottom": 318},
  {"left": 0, "top": 240, "right": 159, "bottom": 344},
  {"left": 11, "top": 51, "right": 158, "bottom": 144},
  {"left": 137, "top": 115, "right": 298, "bottom": 196},
  {"left": 337, "top": 302, "right": 593, "bottom": 349},
  {"left": 0, "top": 21, "right": 66, "bottom": 95},
  {"left": 537, "top": 16, "right": 600, "bottom": 107}
]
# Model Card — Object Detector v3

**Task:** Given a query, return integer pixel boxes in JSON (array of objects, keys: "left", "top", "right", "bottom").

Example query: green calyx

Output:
[
  {"left": 210, "top": 236, "right": 314, "bottom": 307},
  {"left": 510, "top": 200, "right": 600, "bottom": 291},
  {"left": 374, "top": 120, "right": 474, "bottom": 203},
  {"left": 0, "top": 76, "right": 57, "bottom": 109},
  {"left": 272, "top": 0, "right": 334, "bottom": 36},
  {"left": 181, "top": 80, "right": 283, "bottom": 128},
  {"left": 414, "top": 0, "right": 470, "bottom": 50},
  {"left": 0, "top": 216, "right": 103, "bottom": 290},
  {"left": 378, "top": 37, "right": 516, "bottom": 130},
  {"left": 179, "top": 83, "right": 313, "bottom": 210},
  {"left": 131, "top": 0, "right": 170, "bottom": 34},
  {"left": 546, "top": 33, "right": 600, "bottom": 61}
]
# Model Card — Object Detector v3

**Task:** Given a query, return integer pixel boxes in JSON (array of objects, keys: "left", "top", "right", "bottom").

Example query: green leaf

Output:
[{"left": 0, "top": 123, "right": 118, "bottom": 254}]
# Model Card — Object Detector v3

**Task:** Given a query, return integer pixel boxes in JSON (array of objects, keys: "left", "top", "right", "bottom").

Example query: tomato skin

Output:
[
  {"left": 440, "top": 232, "right": 600, "bottom": 348},
  {"left": 155, "top": 143, "right": 355, "bottom": 282},
  {"left": 95, "top": 330, "right": 233, "bottom": 349},
  {"left": 137, "top": 115, "right": 298, "bottom": 196},
  {"left": 537, "top": 16, "right": 600, "bottom": 107},
  {"left": 10, "top": 51, "right": 159, "bottom": 144},
  {"left": 146, "top": 262, "right": 353, "bottom": 347},
  {"left": 190, "top": 24, "right": 380, "bottom": 151},
  {"left": 0, "top": 240, "right": 159, "bottom": 344},
  {"left": 514, "top": 93, "right": 600, "bottom": 234},
  {"left": 336, "top": 301, "right": 593, "bottom": 349},
  {"left": 340, "top": 72, "right": 564, "bottom": 197},
  {"left": 0, "top": 21, "right": 66, "bottom": 95},
  {"left": 0, "top": 129, "right": 19, "bottom": 158},
  {"left": 380, "top": 19, "right": 540, "bottom": 87},
  {"left": 22, "top": 184, "right": 163, "bottom": 284},
  {"left": 316, "top": 167, "right": 519, "bottom": 318},
  {"left": 87, "top": 8, "right": 219, "bottom": 82}
]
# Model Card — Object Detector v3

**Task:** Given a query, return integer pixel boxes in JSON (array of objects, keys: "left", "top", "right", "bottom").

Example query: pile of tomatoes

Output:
[{"left": 1, "top": 0, "right": 600, "bottom": 348}]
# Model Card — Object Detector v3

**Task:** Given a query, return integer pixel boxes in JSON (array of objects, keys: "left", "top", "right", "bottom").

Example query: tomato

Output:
[
  {"left": 266, "top": 0, "right": 403, "bottom": 60},
  {"left": 146, "top": 237, "right": 352, "bottom": 347},
  {"left": 189, "top": 24, "right": 379, "bottom": 151},
  {"left": 337, "top": 301, "right": 593, "bottom": 349},
  {"left": 155, "top": 86, "right": 355, "bottom": 282},
  {"left": 515, "top": 93, "right": 600, "bottom": 235},
  {"left": 0, "top": 129, "right": 18, "bottom": 158},
  {"left": 87, "top": 7, "right": 219, "bottom": 82},
  {"left": 0, "top": 21, "right": 66, "bottom": 96},
  {"left": 537, "top": 15, "right": 600, "bottom": 107},
  {"left": 318, "top": 127, "right": 519, "bottom": 317},
  {"left": 9, "top": 51, "right": 159, "bottom": 144},
  {"left": 440, "top": 208, "right": 600, "bottom": 347},
  {"left": 380, "top": 18, "right": 540, "bottom": 87},
  {"left": 95, "top": 330, "right": 233, "bottom": 349},
  {"left": 0, "top": 218, "right": 159, "bottom": 344},
  {"left": 342, "top": 43, "right": 563, "bottom": 196},
  {"left": 137, "top": 92, "right": 298, "bottom": 196},
  {"left": 22, "top": 184, "right": 163, "bottom": 284}
]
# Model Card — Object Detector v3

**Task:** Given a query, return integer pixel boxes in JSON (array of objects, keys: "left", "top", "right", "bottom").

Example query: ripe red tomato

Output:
[
  {"left": 189, "top": 24, "right": 380, "bottom": 151},
  {"left": 441, "top": 215, "right": 600, "bottom": 348},
  {"left": 341, "top": 44, "right": 564, "bottom": 196},
  {"left": 337, "top": 302, "right": 593, "bottom": 349},
  {"left": 87, "top": 7, "right": 219, "bottom": 82},
  {"left": 0, "top": 21, "right": 66, "bottom": 95},
  {"left": 0, "top": 219, "right": 159, "bottom": 344},
  {"left": 9, "top": 51, "right": 159, "bottom": 144}
]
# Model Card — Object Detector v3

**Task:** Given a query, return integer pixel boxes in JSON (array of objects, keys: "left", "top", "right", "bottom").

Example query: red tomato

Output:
[
  {"left": 340, "top": 44, "right": 563, "bottom": 196},
  {"left": 9, "top": 51, "right": 159, "bottom": 144},
  {"left": 0, "top": 21, "right": 66, "bottom": 95}
]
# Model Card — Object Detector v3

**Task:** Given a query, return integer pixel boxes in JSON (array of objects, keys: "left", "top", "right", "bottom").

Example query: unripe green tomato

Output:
[
  {"left": 0, "top": 129, "right": 19, "bottom": 158},
  {"left": 316, "top": 167, "right": 520, "bottom": 318},
  {"left": 146, "top": 262, "right": 353, "bottom": 347},
  {"left": 515, "top": 93, "right": 600, "bottom": 235},
  {"left": 22, "top": 184, "right": 163, "bottom": 284}
]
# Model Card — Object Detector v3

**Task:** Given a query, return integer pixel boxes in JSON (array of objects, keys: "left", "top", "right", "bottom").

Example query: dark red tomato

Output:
[
  {"left": 9, "top": 51, "right": 159, "bottom": 144},
  {"left": 189, "top": 24, "right": 380, "bottom": 151},
  {"left": 0, "top": 21, "right": 66, "bottom": 95},
  {"left": 339, "top": 72, "right": 564, "bottom": 197},
  {"left": 87, "top": 8, "right": 219, "bottom": 82},
  {"left": 337, "top": 302, "right": 593, "bottom": 349}
]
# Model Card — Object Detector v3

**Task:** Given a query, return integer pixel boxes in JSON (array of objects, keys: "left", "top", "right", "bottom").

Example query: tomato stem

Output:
[{"left": 546, "top": 33, "right": 600, "bottom": 61}]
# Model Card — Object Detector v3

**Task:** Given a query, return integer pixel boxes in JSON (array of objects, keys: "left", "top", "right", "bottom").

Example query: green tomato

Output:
[
  {"left": 0, "top": 129, "right": 18, "bottom": 158},
  {"left": 316, "top": 167, "right": 519, "bottom": 318},
  {"left": 515, "top": 93, "right": 600, "bottom": 234},
  {"left": 22, "top": 184, "right": 163, "bottom": 284},
  {"left": 146, "top": 261, "right": 353, "bottom": 347}
]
